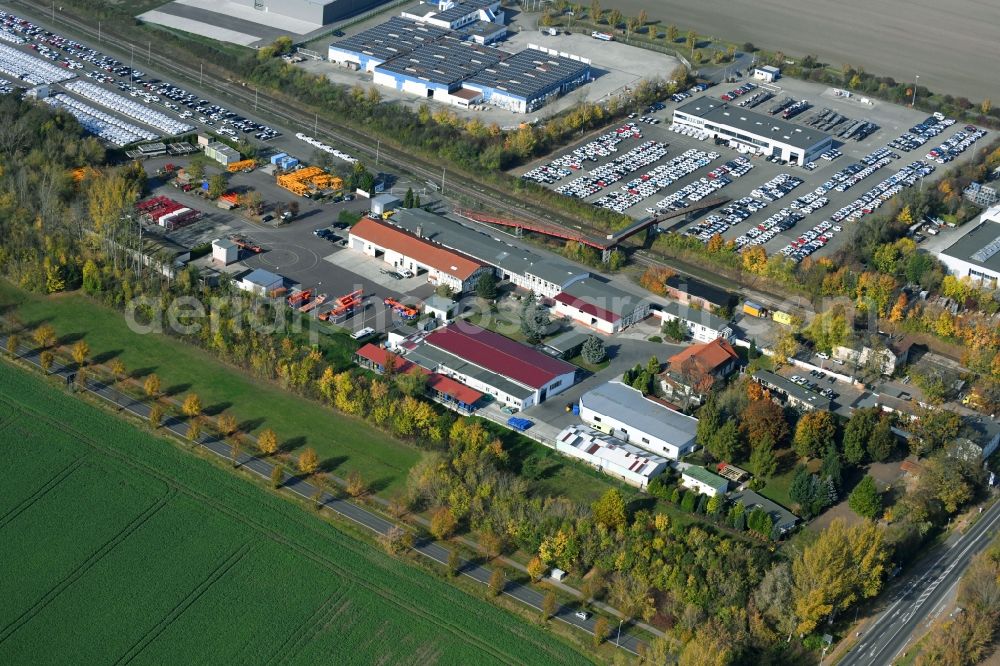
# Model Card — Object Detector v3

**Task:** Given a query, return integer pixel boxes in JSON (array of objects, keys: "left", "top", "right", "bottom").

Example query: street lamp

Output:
[{"left": 911, "top": 75, "right": 919, "bottom": 107}]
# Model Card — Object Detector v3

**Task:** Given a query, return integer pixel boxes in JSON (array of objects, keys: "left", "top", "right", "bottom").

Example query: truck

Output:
[
  {"left": 742, "top": 301, "right": 765, "bottom": 318},
  {"left": 591, "top": 31, "right": 613, "bottom": 41},
  {"left": 541, "top": 27, "right": 558, "bottom": 36}
]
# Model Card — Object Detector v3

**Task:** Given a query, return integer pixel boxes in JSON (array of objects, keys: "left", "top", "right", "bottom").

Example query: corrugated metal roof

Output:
[{"left": 425, "top": 322, "right": 575, "bottom": 389}]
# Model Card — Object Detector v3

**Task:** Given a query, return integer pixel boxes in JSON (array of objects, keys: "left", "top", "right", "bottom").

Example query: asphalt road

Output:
[
  {"left": 1, "top": 336, "right": 649, "bottom": 656},
  {"left": 839, "top": 498, "right": 1000, "bottom": 666}
]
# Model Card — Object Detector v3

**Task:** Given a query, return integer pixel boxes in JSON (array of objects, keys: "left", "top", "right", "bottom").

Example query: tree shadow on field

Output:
[
  {"left": 238, "top": 417, "right": 265, "bottom": 433},
  {"left": 280, "top": 435, "right": 306, "bottom": 453},
  {"left": 319, "top": 455, "right": 347, "bottom": 473},
  {"left": 163, "top": 382, "right": 192, "bottom": 397},
  {"left": 57, "top": 332, "right": 85, "bottom": 347},
  {"left": 202, "top": 401, "right": 233, "bottom": 417},
  {"left": 23, "top": 316, "right": 54, "bottom": 331},
  {"left": 91, "top": 349, "right": 122, "bottom": 365},
  {"left": 367, "top": 476, "right": 394, "bottom": 494},
  {"left": 129, "top": 366, "right": 158, "bottom": 380}
]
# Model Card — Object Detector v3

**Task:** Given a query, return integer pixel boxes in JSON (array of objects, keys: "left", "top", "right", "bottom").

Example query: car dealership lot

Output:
[{"left": 516, "top": 77, "right": 988, "bottom": 261}]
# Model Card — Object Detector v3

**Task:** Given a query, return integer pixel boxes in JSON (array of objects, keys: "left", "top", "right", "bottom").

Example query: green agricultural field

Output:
[
  {"left": 0, "top": 281, "right": 630, "bottom": 504},
  {"left": 0, "top": 361, "right": 590, "bottom": 665},
  {"left": 0, "top": 282, "right": 419, "bottom": 495}
]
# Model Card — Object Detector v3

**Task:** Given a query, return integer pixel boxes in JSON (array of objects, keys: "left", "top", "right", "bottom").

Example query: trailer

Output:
[
  {"left": 319, "top": 289, "right": 363, "bottom": 321},
  {"left": 742, "top": 301, "right": 765, "bottom": 317},
  {"left": 287, "top": 289, "right": 313, "bottom": 307},
  {"left": 383, "top": 297, "right": 418, "bottom": 320},
  {"left": 227, "top": 159, "right": 257, "bottom": 173},
  {"left": 299, "top": 293, "right": 328, "bottom": 313},
  {"left": 229, "top": 235, "right": 263, "bottom": 253},
  {"left": 591, "top": 31, "right": 613, "bottom": 41}
]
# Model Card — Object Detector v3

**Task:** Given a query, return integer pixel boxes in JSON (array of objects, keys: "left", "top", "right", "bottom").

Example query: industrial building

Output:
[
  {"left": 935, "top": 207, "right": 1000, "bottom": 284},
  {"left": 578, "top": 381, "right": 698, "bottom": 460},
  {"left": 235, "top": 0, "right": 390, "bottom": 26},
  {"left": 655, "top": 301, "right": 734, "bottom": 343},
  {"left": 211, "top": 238, "right": 239, "bottom": 265},
  {"left": 461, "top": 46, "right": 591, "bottom": 114},
  {"left": 328, "top": 17, "right": 452, "bottom": 72},
  {"left": 373, "top": 36, "right": 503, "bottom": 106},
  {"left": 556, "top": 425, "right": 667, "bottom": 489},
  {"left": 403, "top": 322, "right": 577, "bottom": 410},
  {"left": 238, "top": 268, "right": 283, "bottom": 296},
  {"left": 204, "top": 141, "right": 240, "bottom": 166},
  {"left": 388, "top": 209, "right": 589, "bottom": 296},
  {"left": 401, "top": 0, "right": 507, "bottom": 44},
  {"left": 551, "top": 279, "right": 650, "bottom": 334},
  {"left": 348, "top": 217, "right": 489, "bottom": 293},
  {"left": 329, "top": 15, "right": 589, "bottom": 111},
  {"left": 672, "top": 99, "right": 833, "bottom": 166},
  {"left": 354, "top": 343, "right": 484, "bottom": 412}
]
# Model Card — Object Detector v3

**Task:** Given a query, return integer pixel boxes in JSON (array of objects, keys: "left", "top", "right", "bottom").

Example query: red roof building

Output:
[
  {"left": 348, "top": 217, "right": 488, "bottom": 293},
  {"left": 354, "top": 343, "right": 484, "bottom": 412},
  {"left": 660, "top": 338, "right": 740, "bottom": 407},
  {"left": 418, "top": 322, "right": 578, "bottom": 409},
  {"left": 425, "top": 322, "right": 575, "bottom": 389}
]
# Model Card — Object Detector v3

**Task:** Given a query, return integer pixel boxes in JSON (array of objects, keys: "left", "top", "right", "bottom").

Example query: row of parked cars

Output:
[
  {"left": 750, "top": 173, "right": 804, "bottom": 201},
  {"left": 777, "top": 219, "right": 841, "bottom": 261},
  {"left": 738, "top": 90, "right": 773, "bottom": 109},
  {"left": 65, "top": 80, "right": 193, "bottom": 136},
  {"left": 669, "top": 82, "right": 709, "bottom": 103},
  {"left": 925, "top": 126, "right": 988, "bottom": 163},
  {"left": 0, "top": 9, "right": 280, "bottom": 142},
  {"left": 521, "top": 122, "right": 641, "bottom": 184},
  {"left": 556, "top": 140, "right": 668, "bottom": 200},
  {"left": 734, "top": 209, "right": 805, "bottom": 250},
  {"left": 826, "top": 148, "right": 898, "bottom": 192},
  {"left": 295, "top": 132, "right": 358, "bottom": 163},
  {"left": 596, "top": 148, "right": 718, "bottom": 214},
  {"left": 44, "top": 94, "right": 155, "bottom": 146},
  {"left": 830, "top": 160, "right": 936, "bottom": 224},
  {"left": 686, "top": 197, "right": 763, "bottom": 241},
  {"left": 720, "top": 81, "right": 758, "bottom": 102},
  {"left": 0, "top": 42, "right": 74, "bottom": 86},
  {"left": 668, "top": 123, "right": 712, "bottom": 141}
]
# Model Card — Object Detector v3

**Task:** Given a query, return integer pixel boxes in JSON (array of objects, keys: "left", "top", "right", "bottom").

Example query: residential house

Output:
[{"left": 660, "top": 338, "right": 740, "bottom": 406}]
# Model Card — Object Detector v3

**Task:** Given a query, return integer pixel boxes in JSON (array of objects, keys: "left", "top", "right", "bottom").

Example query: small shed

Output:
[
  {"left": 550, "top": 568, "right": 566, "bottom": 582},
  {"left": 212, "top": 238, "right": 239, "bottom": 265},
  {"left": 238, "top": 268, "right": 283, "bottom": 296},
  {"left": 423, "top": 295, "right": 457, "bottom": 322},
  {"left": 753, "top": 65, "right": 780, "bottom": 83},
  {"left": 370, "top": 193, "right": 401, "bottom": 216}
]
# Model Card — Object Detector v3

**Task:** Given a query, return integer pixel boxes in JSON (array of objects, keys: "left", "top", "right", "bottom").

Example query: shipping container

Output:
[
  {"left": 269, "top": 152, "right": 287, "bottom": 165},
  {"left": 742, "top": 301, "right": 764, "bottom": 317}
]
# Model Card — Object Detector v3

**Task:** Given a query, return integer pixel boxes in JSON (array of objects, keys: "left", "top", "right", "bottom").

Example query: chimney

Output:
[{"left": 415, "top": 225, "right": 423, "bottom": 238}]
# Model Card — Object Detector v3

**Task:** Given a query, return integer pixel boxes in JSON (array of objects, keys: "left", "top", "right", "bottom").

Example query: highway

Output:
[
  {"left": 0, "top": 336, "right": 648, "bottom": 656},
  {"left": 839, "top": 497, "right": 1000, "bottom": 666}
]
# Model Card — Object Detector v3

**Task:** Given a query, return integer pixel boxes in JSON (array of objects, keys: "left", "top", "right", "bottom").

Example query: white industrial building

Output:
[
  {"left": 672, "top": 99, "right": 833, "bottom": 166},
  {"left": 552, "top": 279, "right": 650, "bottom": 334},
  {"left": 578, "top": 381, "right": 698, "bottom": 460},
  {"left": 753, "top": 65, "right": 780, "bottom": 83},
  {"left": 388, "top": 209, "right": 590, "bottom": 297},
  {"left": 655, "top": 301, "right": 734, "bottom": 343},
  {"left": 681, "top": 465, "right": 729, "bottom": 497},
  {"left": 935, "top": 208, "right": 1000, "bottom": 284},
  {"left": 556, "top": 425, "right": 667, "bottom": 489}
]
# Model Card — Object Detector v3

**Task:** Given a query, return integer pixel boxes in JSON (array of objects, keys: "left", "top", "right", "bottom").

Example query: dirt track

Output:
[{"left": 613, "top": 0, "right": 999, "bottom": 102}]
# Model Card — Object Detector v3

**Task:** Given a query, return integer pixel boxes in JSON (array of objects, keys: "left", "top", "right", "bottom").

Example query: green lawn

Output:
[
  {"left": 760, "top": 453, "right": 815, "bottom": 510},
  {"left": 0, "top": 282, "right": 419, "bottom": 494},
  {"left": 0, "top": 360, "right": 591, "bottom": 665}
]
